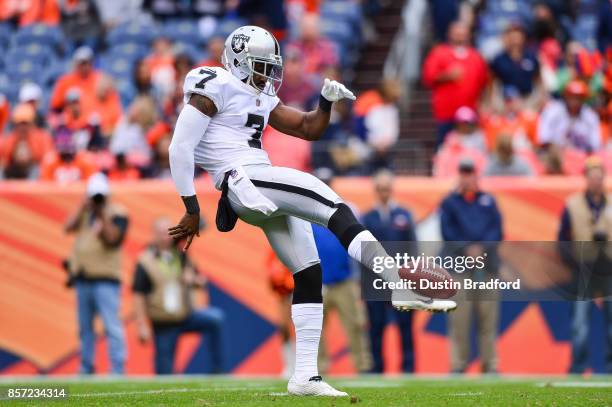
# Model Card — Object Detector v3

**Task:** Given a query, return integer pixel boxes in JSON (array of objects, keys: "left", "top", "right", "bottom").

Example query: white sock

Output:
[
  {"left": 347, "top": 230, "right": 400, "bottom": 283},
  {"left": 291, "top": 303, "right": 323, "bottom": 381}
]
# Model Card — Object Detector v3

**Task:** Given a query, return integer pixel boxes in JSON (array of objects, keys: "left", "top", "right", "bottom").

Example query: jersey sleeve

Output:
[{"left": 183, "top": 67, "right": 227, "bottom": 112}]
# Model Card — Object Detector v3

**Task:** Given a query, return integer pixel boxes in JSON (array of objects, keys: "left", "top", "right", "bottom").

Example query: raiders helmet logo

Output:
[{"left": 231, "top": 34, "right": 250, "bottom": 54}]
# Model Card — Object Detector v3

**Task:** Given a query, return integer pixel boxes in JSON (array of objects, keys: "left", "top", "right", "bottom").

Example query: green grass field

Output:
[{"left": 1, "top": 375, "right": 611, "bottom": 406}]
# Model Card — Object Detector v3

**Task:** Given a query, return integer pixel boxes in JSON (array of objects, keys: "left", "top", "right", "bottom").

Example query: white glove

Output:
[{"left": 320, "top": 78, "right": 356, "bottom": 102}]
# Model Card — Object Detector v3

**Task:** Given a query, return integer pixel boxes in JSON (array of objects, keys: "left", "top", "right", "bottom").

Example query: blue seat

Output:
[
  {"left": 0, "top": 23, "right": 11, "bottom": 50},
  {"left": 115, "top": 80, "right": 136, "bottom": 107},
  {"left": 162, "top": 20, "right": 203, "bottom": 45},
  {"left": 107, "top": 22, "right": 159, "bottom": 46},
  {"left": 106, "top": 42, "right": 149, "bottom": 62},
  {"left": 215, "top": 17, "right": 249, "bottom": 39},
  {"left": 42, "top": 60, "right": 69, "bottom": 88},
  {"left": 174, "top": 42, "right": 204, "bottom": 63},
  {"left": 100, "top": 55, "right": 135, "bottom": 82},
  {"left": 5, "top": 43, "right": 56, "bottom": 67},
  {"left": 320, "top": 1, "right": 362, "bottom": 30},
  {"left": 1, "top": 83, "right": 21, "bottom": 105},
  {"left": 320, "top": 19, "right": 356, "bottom": 49},
  {"left": 5, "top": 60, "right": 41, "bottom": 88},
  {"left": 12, "top": 24, "right": 63, "bottom": 49}
]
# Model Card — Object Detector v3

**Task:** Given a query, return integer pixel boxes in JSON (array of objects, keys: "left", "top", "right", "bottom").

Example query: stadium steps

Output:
[
  {"left": 395, "top": 6, "right": 437, "bottom": 176},
  {"left": 398, "top": 83, "right": 437, "bottom": 175},
  {"left": 351, "top": 0, "right": 437, "bottom": 174},
  {"left": 352, "top": 0, "right": 404, "bottom": 92}
]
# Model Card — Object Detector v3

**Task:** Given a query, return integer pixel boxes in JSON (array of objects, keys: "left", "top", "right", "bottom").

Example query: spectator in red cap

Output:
[
  {"left": 423, "top": 21, "right": 488, "bottom": 147},
  {"left": 538, "top": 80, "right": 601, "bottom": 152},
  {"left": 441, "top": 106, "right": 487, "bottom": 152},
  {"left": 1, "top": 104, "right": 53, "bottom": 179}
]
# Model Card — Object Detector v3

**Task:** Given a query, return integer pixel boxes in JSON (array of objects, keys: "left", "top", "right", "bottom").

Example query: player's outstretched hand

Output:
[
  {"left": 321, "top": 78, "right": 356, "bottom": 102},
  {"left": 168, "top": 212, "right": 200, "bottom": 251}
]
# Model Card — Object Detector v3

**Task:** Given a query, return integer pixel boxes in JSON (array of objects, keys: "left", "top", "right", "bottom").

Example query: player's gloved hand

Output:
[
  {"left": 320, "top": 78, "right": 356, "bottom": 102},
  {"left": 168, "top": 212, "right": 200, "bottom": 251}
]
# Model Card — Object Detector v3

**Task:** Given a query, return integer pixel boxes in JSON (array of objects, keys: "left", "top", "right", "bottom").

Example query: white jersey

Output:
[{"left": 182, "top": 66, "right": 280, "bottom": 187}]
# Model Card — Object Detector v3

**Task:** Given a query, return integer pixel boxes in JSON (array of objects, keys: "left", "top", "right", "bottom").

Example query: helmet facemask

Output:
[{"left": 246, "top": 54, "right": 283, "bottom": 96}]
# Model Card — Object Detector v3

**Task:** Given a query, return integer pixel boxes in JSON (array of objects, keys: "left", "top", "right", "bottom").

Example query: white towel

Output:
[{"left": 227, "top": 166, "right": 278, "bottom": 215}]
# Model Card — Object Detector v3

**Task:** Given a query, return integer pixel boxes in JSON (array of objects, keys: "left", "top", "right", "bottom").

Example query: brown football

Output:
[{"left": 398, "top": 263, "right": 457, "bottom": 299}]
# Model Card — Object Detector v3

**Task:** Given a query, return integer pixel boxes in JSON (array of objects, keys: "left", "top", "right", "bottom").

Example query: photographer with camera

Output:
[
  {"left": 64, "top": 172, "right": 129, "bottom": 374},
  {"left": 558, "top": 157, "right": 612, "bottom": 373}
]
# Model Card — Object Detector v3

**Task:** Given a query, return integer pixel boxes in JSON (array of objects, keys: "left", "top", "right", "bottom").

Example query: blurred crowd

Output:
[
  {"left": 0, "top": 0, "right": 396, "bottom": 181},
  {"left": 428, "top": 0, "right": 612, "bottom": 177},
  {"left": 4, "top": 0, "right": 612, "bottom": 182}
]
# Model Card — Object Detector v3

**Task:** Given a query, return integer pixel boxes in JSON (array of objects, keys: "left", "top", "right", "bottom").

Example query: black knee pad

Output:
[
  {"left": 292, "top": 263, "right": 323, "bottom": 304},
  {"left": 328, "top": 203, "right": 366, "bottom": 249}
]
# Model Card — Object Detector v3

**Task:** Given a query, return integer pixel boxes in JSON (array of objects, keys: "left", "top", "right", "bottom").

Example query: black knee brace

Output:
[
  {"left": 328, "top": 203, "right": 366, "bottom": 249},
  {"left": 292, "top": 263, "right": 323, "bottom": 304}
]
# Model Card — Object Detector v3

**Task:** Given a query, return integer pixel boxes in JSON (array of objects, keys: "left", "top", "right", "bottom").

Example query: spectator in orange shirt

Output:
[
  {"left": 92, "top": 75, "right": 122, "bottom": 139},
  {"left": 40, "top": 131, "right": 94, "bottom": 182},
  {"left": 143, "top": 122, "right": 173, "bottom": 179},
  {"left": 481, "top": 86, "right": 538, "bottom": 150},
  {"left": 50, "top": 46, "right": 101, "bottom": 114},
  {"left": 198, "top": 36, "right": 225, "bottom": 68},
  {"left": 52, "top": 88, "right": 103, "bottom": 151},
  {"left": 1, "top": 104, "right": 53, "bottom": 179},
  {"left": 145, "top": 37, "right": 176, "bottom": 98},
  {"left": 0, "top": 0, "right": 60, "bottom": 27},
  {"left": 107, "top": 153, "right": 140, "bottom": 180}
]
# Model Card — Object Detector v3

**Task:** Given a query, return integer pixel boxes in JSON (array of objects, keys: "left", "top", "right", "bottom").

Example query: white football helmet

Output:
[{"left": 222, "top": 25, "right": 283, "bottom": 96}]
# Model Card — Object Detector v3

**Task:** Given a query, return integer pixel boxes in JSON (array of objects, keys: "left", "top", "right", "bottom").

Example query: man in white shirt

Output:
[{"left": 538, "top": 80, "right": 600, "bottom": 152}]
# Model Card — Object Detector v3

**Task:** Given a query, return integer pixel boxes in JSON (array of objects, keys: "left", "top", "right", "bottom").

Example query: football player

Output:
[{"left": 168, "top": 26, "right": 456, "bottom": 396}]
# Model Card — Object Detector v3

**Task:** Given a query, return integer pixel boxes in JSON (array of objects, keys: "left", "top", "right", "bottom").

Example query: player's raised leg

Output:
[{"left": 242, "top": 165, "right": 456, "bottom": 313}]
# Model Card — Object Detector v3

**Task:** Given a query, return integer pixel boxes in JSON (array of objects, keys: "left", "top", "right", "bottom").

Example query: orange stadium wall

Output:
[{"left": 0, "top": 176, "right": 610, "bottom": 376}]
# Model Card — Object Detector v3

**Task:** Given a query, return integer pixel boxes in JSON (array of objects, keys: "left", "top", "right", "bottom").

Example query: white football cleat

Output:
[
  {"left": 287, "top": 375, "right": 348, "bottom": 397},
  {"left": 391, "top": 290, "right": 457, "bottom": 312}
]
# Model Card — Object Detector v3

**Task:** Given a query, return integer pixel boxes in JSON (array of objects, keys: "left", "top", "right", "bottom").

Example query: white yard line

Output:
[
  {"left": 71, "top": 386, "right": 279, "bottom": 398},
  {"left": 537, "top": 382, "right": 612, "bottom": 388},
  {"left": 450, "top": 392, "right": 484, "bottom": 396},
  {"left": 335, "top": 380, "right": 403, "bottom": 388}
]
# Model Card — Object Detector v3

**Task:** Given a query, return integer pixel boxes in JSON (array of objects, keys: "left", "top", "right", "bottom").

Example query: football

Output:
[{"left": 398, "top": 263, "right": 458, "bottom": 299}]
